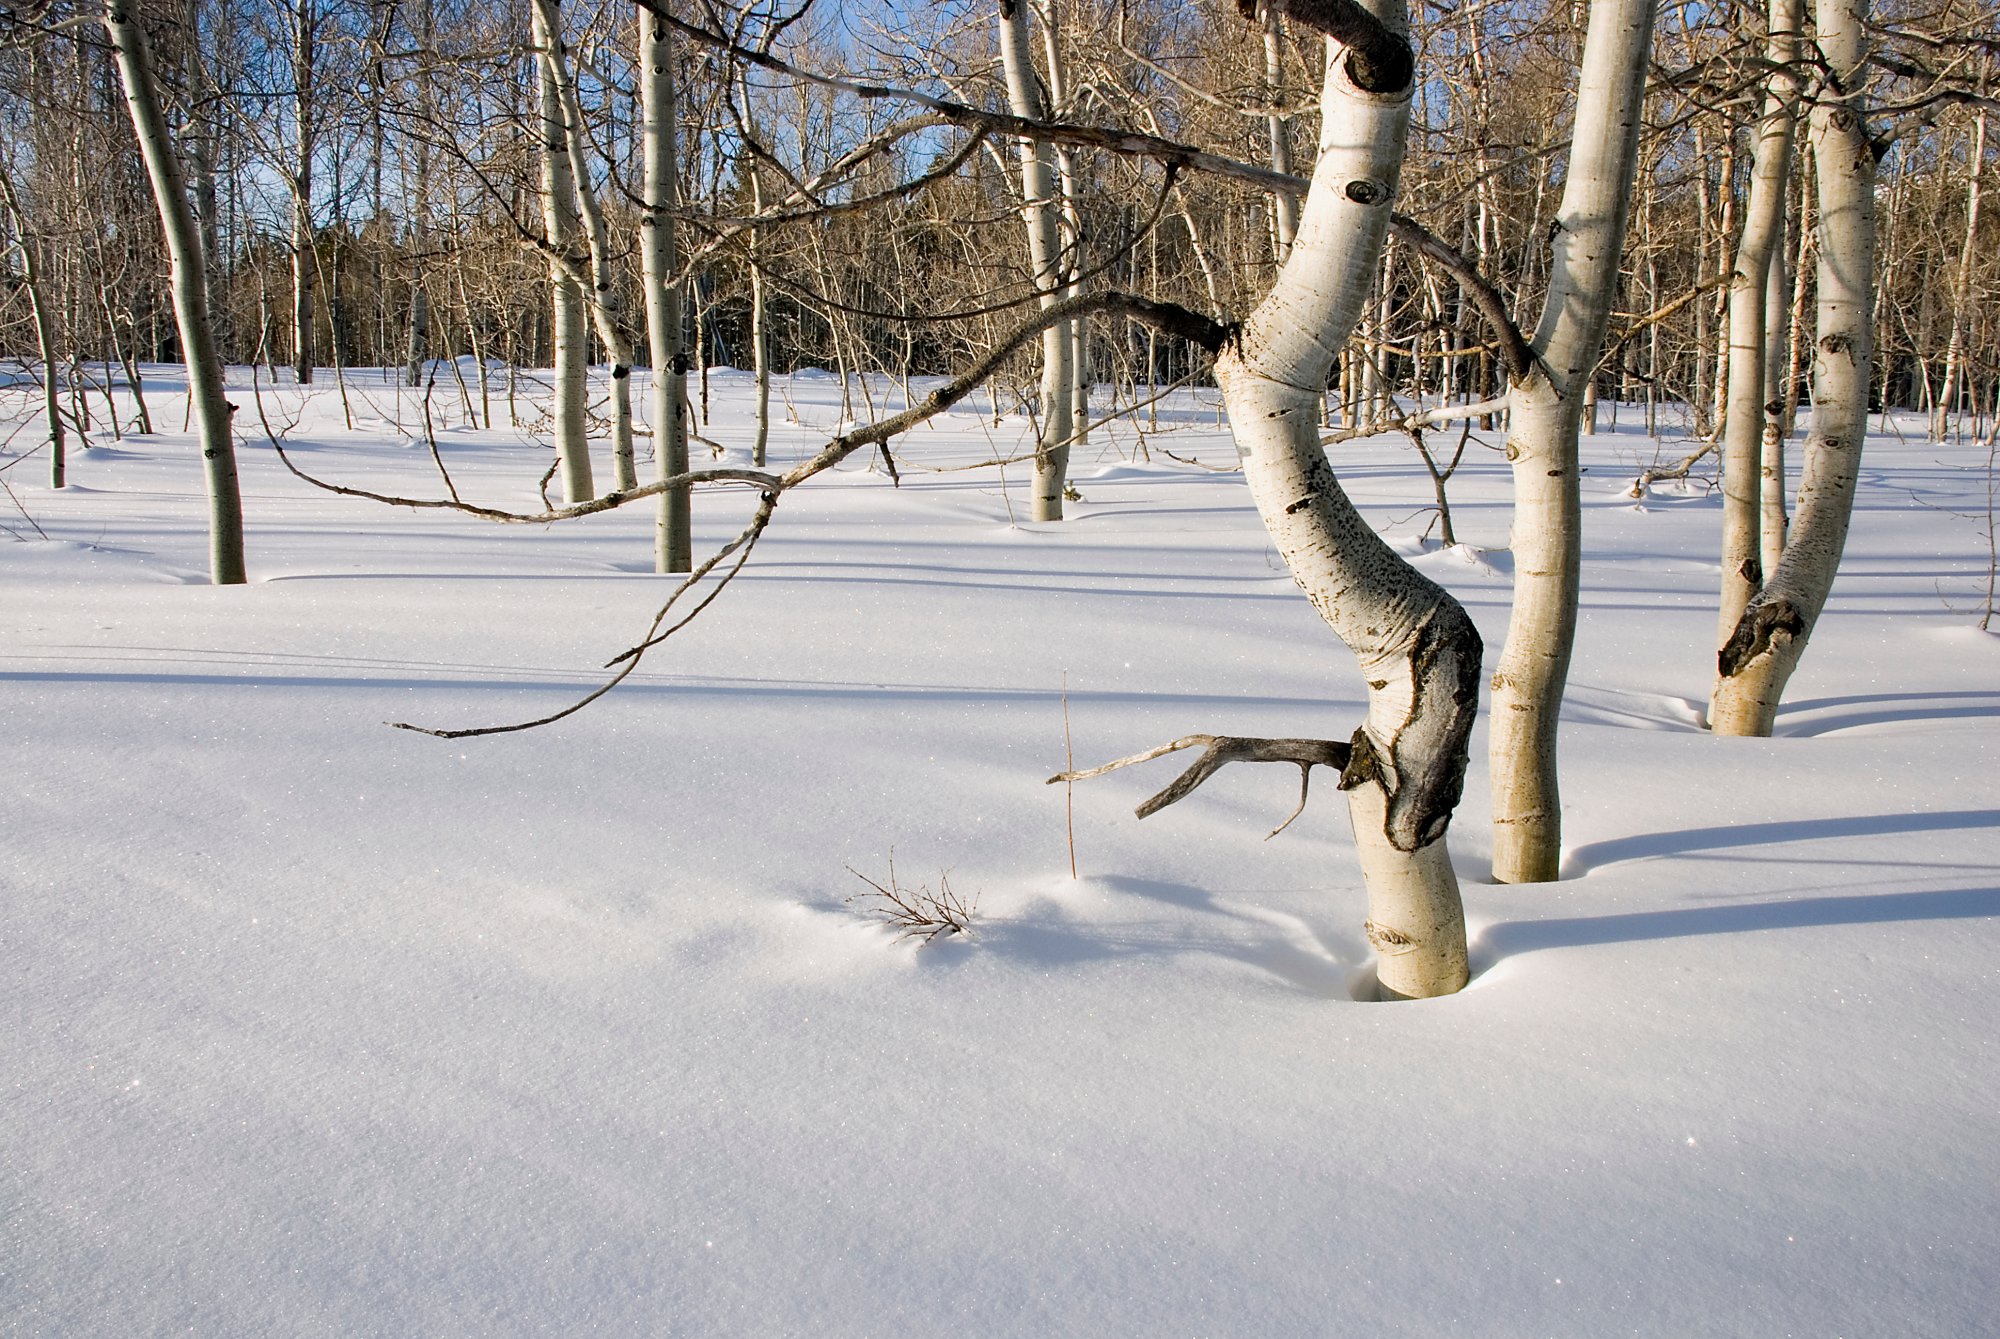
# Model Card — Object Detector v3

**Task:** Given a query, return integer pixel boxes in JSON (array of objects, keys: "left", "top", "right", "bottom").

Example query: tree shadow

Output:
[
  {"left": 1773, "top": 690, "right": 2000, "bottom": 737},
  {"left": 1565, "top": 809, "right": 2000, "bottom": 873},
  {"left": 961, "top": 873, "right": 1363, "bottom": 999},
  {"left": 1477, "top": 885, "right": 2000, "bottom": 961}
]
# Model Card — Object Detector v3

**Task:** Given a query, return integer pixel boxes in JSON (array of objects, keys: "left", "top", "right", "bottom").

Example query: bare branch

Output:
[
  {"left": 1389, "top": 213, "right": 1535, "bottom": 380},
  {"left": 1051, "top": 733, "right": 1355, "bottom": 839},
  {"left": 637, "top": 1, "right": 1305, "bottom": 196}
]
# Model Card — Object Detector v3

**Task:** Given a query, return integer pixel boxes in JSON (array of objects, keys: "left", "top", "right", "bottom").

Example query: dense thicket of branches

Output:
[{"left": 2, "top": 0, "right": 1992, "bottom": 440}]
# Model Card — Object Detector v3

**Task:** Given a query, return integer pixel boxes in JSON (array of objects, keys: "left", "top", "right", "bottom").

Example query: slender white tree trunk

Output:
[
  {"left": 1716, "top": 0, "right": 1800, "bottom": 647},
  {"left": 0, "top": 173, "right": 64, "bottom": 488},
  {"left": 532, "top": 1, "right": 593, "bottom": 505},
  {"left": 291, "top": 0, "right": 316, "bottom": 386},
  {"left": 1488, "top": 0, "right": 1655, "bottom": 883},
  {"left": 999, "top": 0, "right": 1074, "bottom": 520},
  {"left": 1760, "top": 199, "right": 1794, "bottom": 576},
  {"left": 1712, "top": 0, "right": 1875, "bottom": 735},
  {"left": 639, "top": 2, "right": 690, "bottom": 571},
  {"left": 1931, "top": 104, "right": 1985, "bottom": 442},
  {"left": 748, "top": 169, "right": 770, "bottom": 469},
  {"left": 534, "top": 0, "right": 636, "bottom": 489},
  {"left": 105, "top": 0, "right": 246, "bottom": 585},
  {"left": 1218, "top": 0, "right": 1479, "bottom": 999},
  {"left": 1262, "top": 3, "right": 1300, "bottom": 260}
]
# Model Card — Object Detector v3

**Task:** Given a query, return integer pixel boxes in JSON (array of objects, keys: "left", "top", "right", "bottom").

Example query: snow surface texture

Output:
[{"left": 4, "top": 367, "right": 1997, "bottom": 1337}]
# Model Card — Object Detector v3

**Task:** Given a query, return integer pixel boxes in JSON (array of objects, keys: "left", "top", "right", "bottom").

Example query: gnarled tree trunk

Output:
[{"left": 1217, "top": 0, "right": 1479, "bottom": 999}]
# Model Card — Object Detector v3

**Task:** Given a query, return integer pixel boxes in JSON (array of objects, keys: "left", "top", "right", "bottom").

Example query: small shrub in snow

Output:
[{"left": 845, "top": 856, "right": 978, "bottom": 945}]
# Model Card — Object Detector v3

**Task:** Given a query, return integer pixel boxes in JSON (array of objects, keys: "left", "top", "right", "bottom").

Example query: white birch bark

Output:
[
  {"left": 639, "top": 2, "right": 690, "bottom": 571},
  {"left": 533, "top": 0, "right": 636, "bottom": 489},
  {"left": 999, "top": 0, "right": 1074, "bottom": 520},
  {"left": 1218, "top": 0, "right": 1479, "bottom": 999},
  {"left": 1487, "top": 0, "right": 1655, "bottom": 884},
  {"left": 1761, "top": 202, "right": 1794, "bottom": 576},
  {"left": 1931, "top": 104, "right": 1985, "bottom": 442},
  {"left": 748, "top": 168, "right": 770, "bottom": 469},
  {"left": 1715, "top": 0, "right": 1800, "bottom": 648},
  {"left": 1711, "top": 0, "right": 1875, "bottom": 735},
  {"left": 291, "top": 0, "right": 316, "bottom": 386},
  {"left": 1263, "top": 3, "right": 1300, "bottom": 259},
  {"left": 0, "top": 173, "right": 64, "bottom": 489},
  {"left": 105, "top": 0, "right": 247, "bottom": 585},
  {"left": 532, "top": 0, "right": 593, "bottom": 505}
]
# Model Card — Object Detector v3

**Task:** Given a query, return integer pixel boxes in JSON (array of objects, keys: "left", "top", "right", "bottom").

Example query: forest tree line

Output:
[{"left": 1, "top": 0, "right": 1993, "bottom": 441}]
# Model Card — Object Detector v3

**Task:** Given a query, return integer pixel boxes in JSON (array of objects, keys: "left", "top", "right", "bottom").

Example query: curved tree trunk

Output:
[
  {"left": 1218, "top": 0, "right": 1478, "bottom": 1000},
  {"left": 105, "top": 0, "right": 246, "bottom": 585},
  {"left": 1487, "top": 0, "right": 1655, "bottom": 883},
  {"left": 1711, "top": 0, "right": 1875, "bottom": 735}
]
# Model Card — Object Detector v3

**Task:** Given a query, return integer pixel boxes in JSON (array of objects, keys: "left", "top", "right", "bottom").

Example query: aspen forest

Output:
[{"left": 4, "top": 0, "right": 1998, "bottom": 1332}]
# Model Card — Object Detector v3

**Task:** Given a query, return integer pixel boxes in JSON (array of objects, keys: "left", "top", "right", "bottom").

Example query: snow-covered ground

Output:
[{"left": 5, "top": 366, "right": 1996, "bottom": 1336}]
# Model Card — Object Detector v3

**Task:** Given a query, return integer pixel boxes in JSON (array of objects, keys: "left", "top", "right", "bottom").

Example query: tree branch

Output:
[
  {"left": 1389, "top": 213, "right": 1535, "bottom": 379},
  {"left": 1051, "top": 733, "right": 1355, "bottom": 839}
]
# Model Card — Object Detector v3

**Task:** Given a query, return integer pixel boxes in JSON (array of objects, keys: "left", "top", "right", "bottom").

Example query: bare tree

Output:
[
  {"left": 1711, "top": 0, "right": 1876, "bottom": 734},
  {"left": 104, "top": 0, "right": 246, "bottom": 584}
]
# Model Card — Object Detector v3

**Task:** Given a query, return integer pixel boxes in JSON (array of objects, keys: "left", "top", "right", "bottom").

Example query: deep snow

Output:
[{"left": 3, "top": 366, "right": 1997, "bottom": 1336}]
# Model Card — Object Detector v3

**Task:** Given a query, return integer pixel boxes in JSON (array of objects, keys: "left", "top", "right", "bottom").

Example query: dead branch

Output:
[
  {"left": 366, "top": 289, "right": 1225, "bottom": 738},
  {"left": 1051, "top": 733, "right": 1355, "bottom": 839},
  {"left": 1628, "top": 441, "right": 1717, "bottom": 497},
  {"left": 388, "top": 490, "right": 778, "bottom": 738}
]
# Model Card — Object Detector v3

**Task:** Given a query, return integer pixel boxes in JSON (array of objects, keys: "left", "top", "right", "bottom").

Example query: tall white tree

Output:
[
  {"left": 105, "top": 0, "right": 247, "bottom": 585},
  {"left": 639, "top": 0, "right": 690, "bottom": 572},
  {"left": 999, "top": 0, "right": 1075, "bottom": 521},
  {"left": 1715, "top": 0, "right": 1801, "bottom": 656},
  {"left": 531, "top": 0, "right": 593, "bottom": 505},
  {"left": 1486, "top": 0, "right": 1657, "bottom": 884},
  {"left": 1711, "top": 0, "right": 1876, "bottom": 734}
]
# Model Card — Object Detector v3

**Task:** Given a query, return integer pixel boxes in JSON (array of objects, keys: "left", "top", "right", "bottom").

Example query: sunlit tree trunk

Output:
[
  {"left": 639, "top": 1, "right": 690, "bottom": 570},
  {"left": 534, "top": 0, "right": 636, "bottom": 489},
  {"left": 290, "top": 0, "right": 316, "bottom": 386},
  {"left": 1761, "top": 197, "right": 1794, "bottom": 576},
  {"left": 1716, "top": 0, "right": 1800, "bottom": 646},
  {"left": 532, "top": 0, "right": 592, "bottom": 505},
  {"left": 1218, "top": 0, "right": 1479, "bottom": 999},
  {"left": 1488, "top": 0, "right": 1655, "bottom": 882},
  {"left": 748, "top": 168, "right": 770, "bottom": 469},
  {"left": 1931, "top": 104, "right": 1985, "bottom": 442},
  {"left": 999, "top": 0, "right": 1074, "bottom": 520},
  {"left": 1712, "top": 0, "right": 1875, "bottom": 735},
  {"left": 0, "top": 172, "right": 65, "bottom": 489},
  {"left": 105, "top": 0, "right": 246, "bottom": 585},
  {"left": 1262, "top": 2, "right": 1300, "bottom": 259}
]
